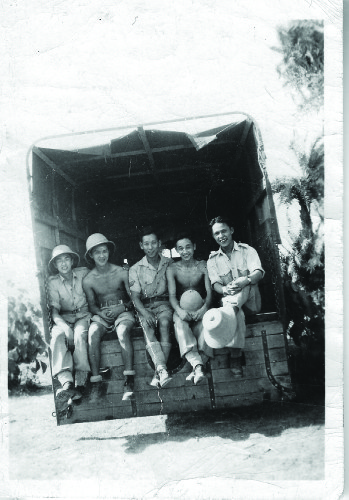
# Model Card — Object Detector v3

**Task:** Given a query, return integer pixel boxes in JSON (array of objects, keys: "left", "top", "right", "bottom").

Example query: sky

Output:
[{"left": 0, "top": 0, "right": 332, "bottom": 299}]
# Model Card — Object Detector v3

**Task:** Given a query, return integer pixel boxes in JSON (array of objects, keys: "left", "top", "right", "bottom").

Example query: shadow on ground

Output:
[{"left": 76, "top": 397, "right": 324, "bottom": 454}]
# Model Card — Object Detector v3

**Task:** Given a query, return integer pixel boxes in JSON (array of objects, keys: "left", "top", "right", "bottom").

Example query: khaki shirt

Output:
[
  {"left": 48, "top": 267, "right": 90, "bottom": 323},
  {"left": 129, "top": 255, "right": 173, "bottom": 299},
  {"left": 207, "top": 242, "right": 264, "bottom": 285},
  {"left": 207, "top": 242, "right": 264, "bottom": 314}
]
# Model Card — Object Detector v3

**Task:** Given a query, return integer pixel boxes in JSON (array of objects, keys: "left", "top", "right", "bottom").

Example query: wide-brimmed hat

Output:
[
  {"left": 48, "top": 245, "right": 80, "bottom": 274},
  {"left": 202, "top": 308, "right": 237, "bottom": 349},
  {"left": 179, "top": 290, "right": 204, "bottom": 312},
  {"left": 85, "top": 233, "right": 115, "bottom": 264}
]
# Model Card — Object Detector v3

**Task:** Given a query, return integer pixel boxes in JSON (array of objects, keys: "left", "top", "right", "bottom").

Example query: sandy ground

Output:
[{"left": 5, "top": 387, "right": 325, "bottom": 498}]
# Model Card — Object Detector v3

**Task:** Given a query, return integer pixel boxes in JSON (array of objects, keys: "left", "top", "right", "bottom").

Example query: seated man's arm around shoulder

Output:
[
  {"left": 82, "top": 273, "right": 110, "bottom": 322},
  {"left": 166, "top": 264, "right": 192, "bottom": 322}
]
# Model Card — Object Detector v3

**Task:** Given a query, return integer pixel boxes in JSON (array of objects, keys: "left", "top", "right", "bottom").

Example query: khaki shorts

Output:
[
  {"left": 138, "top": 302, "right": 173, "bottom": 327},
  {"left": 91, "top": 311, "right": 136, "bottom": 331}
]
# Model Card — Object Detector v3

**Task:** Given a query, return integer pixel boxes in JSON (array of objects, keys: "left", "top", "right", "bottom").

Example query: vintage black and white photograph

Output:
[{"left": 1, "top": 1, "right": 343, "bottom": 499}]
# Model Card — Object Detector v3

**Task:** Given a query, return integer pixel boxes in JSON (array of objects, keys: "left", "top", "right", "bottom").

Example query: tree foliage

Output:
[
  {"left": 273, "top": 20, "right": 324, "bottom": 112},
  {"left": 273, "top": 138, "right": 324, "bottom": 318},
  {"left": 271, "top": 19, "right": 325, "bottom": 394},
  {"left": 8, "top": 282, "right": 48, "bottom": 390},
  {"left": 272, "top": 137, "right": 324, "bottom": 389}
]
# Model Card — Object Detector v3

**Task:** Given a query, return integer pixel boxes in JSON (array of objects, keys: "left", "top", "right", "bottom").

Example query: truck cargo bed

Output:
[{"left": 56, "top": 317, "right": 292, "bottom": 425}]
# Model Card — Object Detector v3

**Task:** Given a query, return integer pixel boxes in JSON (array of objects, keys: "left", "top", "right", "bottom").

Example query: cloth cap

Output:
[
  {"left": 48, "top": 245, "right": 80, "bottom": 274},
  {"left": 179, "top": 290, "right": 204, "bottom": 312},
  {"left": 202, "top": 308, "right": 237, "bottom": 349},
  {"left": 85, "top": 233, "right": 115, "bottom": 264}
]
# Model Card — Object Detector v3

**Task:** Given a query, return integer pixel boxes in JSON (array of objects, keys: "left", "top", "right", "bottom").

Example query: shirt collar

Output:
[
  {"left": 140, "top": 254, "right": 164, "bottom": 269},
  {"left": 218, "top": 241, "right": 240, "bottom": 255},
  {"left": 59, "top": 269, "right": 77, "bottom": 282}
]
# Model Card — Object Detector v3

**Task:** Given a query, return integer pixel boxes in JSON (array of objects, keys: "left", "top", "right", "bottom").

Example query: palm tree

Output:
[{"left": 272, "top": 137, "right": 324, "bottom": 390}]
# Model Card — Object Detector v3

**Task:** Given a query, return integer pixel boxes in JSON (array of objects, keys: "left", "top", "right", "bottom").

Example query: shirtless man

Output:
[
  {"left": 166, "top": 234, "right": 213, "bottom": 385},
  {"left": 83, "top": 233, "right": 136, "bottom": 401},
  {"left": 129, "top": 227, "right": 173, "bottom": 388}
]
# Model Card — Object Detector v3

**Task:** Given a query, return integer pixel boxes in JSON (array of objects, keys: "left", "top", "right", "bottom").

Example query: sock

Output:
[
  {"left": 123, "top": 370, "right": 136, "bottom": 376},
  {"left": 57, "top": 370, "right": 73, "bottom": 387},
  {"left": 185, "top": 349, "right": 203, "bottom": 369}
]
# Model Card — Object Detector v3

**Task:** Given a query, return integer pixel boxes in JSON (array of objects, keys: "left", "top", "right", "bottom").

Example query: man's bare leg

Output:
[
  {"left": 87, "top": 323, "right": 106, "bottom": 401},
  {"left": 88, "top": 322, "right": 106, "bottom": 377},
  {"left": 117, "top": 321, "right": 136, "bottom": 401},
  {"left": 116, "top": 321, "right": 134, "bottom": 371}
]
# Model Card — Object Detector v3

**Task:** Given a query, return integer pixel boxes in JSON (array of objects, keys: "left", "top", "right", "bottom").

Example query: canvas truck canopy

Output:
[{"left": 27, "top": 112, "right": 291, "bottom": 424}]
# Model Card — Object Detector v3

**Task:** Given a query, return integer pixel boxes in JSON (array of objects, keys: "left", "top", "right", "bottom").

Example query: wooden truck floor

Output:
[{"left": 55, "top": 316, "right": 293, "bottom": 425}]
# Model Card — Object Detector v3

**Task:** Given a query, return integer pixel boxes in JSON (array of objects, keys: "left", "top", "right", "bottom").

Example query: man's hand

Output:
[
  {"left": 142, "top": 310, "right": 157, "bottom": 328},
  {"left": 231, "top": 277, "right": 250, "bottom": 290},
  {"left": 223, "top": 277, "right": 249, "bottom": 295},
  {"left": 176, "top": 308, "right": 192, "bottom": 322},
  {"left": 222, "top": 281, "right": 235, "bottom": 295},
  {"left": 97, "top": 309, "right": 112, "bottom": 323},
  {"left": 191, "top": 304, "right": 208, "bottom": 322},
  {"left": 103, "top": 304, "right": 125, "bottom": 320}
]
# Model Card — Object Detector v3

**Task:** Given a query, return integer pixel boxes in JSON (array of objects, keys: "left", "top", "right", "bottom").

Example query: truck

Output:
[{"left": 27, "top": 111, "right": 294, "bottom": 425}]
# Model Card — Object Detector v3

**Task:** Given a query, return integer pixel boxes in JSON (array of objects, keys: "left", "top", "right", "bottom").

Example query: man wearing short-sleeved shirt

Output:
[
  {"left": 207, "top": 216, "right": 264, "bottom": 376},
  {"left": 129, "top": 227, "right": 173, "bottom": 388},
  {"left": 47, "top": 245, "right": 91, "bottom": 404}
]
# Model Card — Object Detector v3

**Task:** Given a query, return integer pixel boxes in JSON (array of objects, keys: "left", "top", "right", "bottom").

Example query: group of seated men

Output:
[{"left": 48, "top": 215, "right": 264, "bottom": 407}]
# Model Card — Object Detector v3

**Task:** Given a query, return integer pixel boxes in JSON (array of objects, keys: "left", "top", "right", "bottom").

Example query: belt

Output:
[
  {"left": 142, "top": 295, "right": 169, "bottom": 305},
  {"left": 100, "top": 299, "right": 124, "bottom": 308},
  {"left": 61, "top": 306, "right": 89, "bottom": 314}
]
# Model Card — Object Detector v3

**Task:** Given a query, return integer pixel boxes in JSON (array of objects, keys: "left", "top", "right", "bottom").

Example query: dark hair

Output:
[
  {"left": 138, "top": 226, "right": 159, "bottom": 243},
  {"left": 174, "top": 232, "right": 195, "bottom": 247},
  {"left": 209, "top": 215, "right": 233, "bottom": 230}
]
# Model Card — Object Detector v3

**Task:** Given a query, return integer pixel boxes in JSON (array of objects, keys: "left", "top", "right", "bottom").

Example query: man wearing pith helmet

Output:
[
  {"left": 83, "top": 233, "right": 136, "bottom": 402},
  {"left": 206, "top": 216, "right": 264, "bottom": 377},
  {"left": 47, "top": 244, "right": 91, "bottom": 406}
]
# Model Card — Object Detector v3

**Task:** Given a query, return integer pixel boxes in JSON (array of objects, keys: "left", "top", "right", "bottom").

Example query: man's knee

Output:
[
  {"left": 158, "top": 317, "right": 171, "bottom": 330},
  {"left": 116, "top": 321, "right": 133, "bottom": 342},
  {"left": 173, "top": 312, "right": 183, "bottom": 326},
  {"left": 88, "top": 323, "right": 104, "bottom": 345},
  {"left": 74, "top": 325, "right": 88, "bottom": 343},
  {"left": 50, "top": 326, "right": 66, "bottom": 343}
]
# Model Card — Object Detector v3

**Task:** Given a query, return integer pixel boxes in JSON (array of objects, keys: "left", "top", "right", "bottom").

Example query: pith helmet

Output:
[
  {"left": 48, "top": 245, "right": 80, "bottom": 274},
  {"left": 85, "top": 233, "right": 115, "bottom": 264},
  {"left": 202, "top": 307, "right": 237, "bottom": 349},
  {"left": 179, "top": 290, "right": 204, "bottom": 312}
]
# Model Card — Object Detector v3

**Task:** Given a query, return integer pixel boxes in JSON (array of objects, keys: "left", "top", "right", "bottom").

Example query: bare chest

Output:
[
  {"left": 176, "top": 264, "right": 204, "bottom": 289},
  {"left": 92, "top": 270, "right": 124, "bottom": 298}
]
